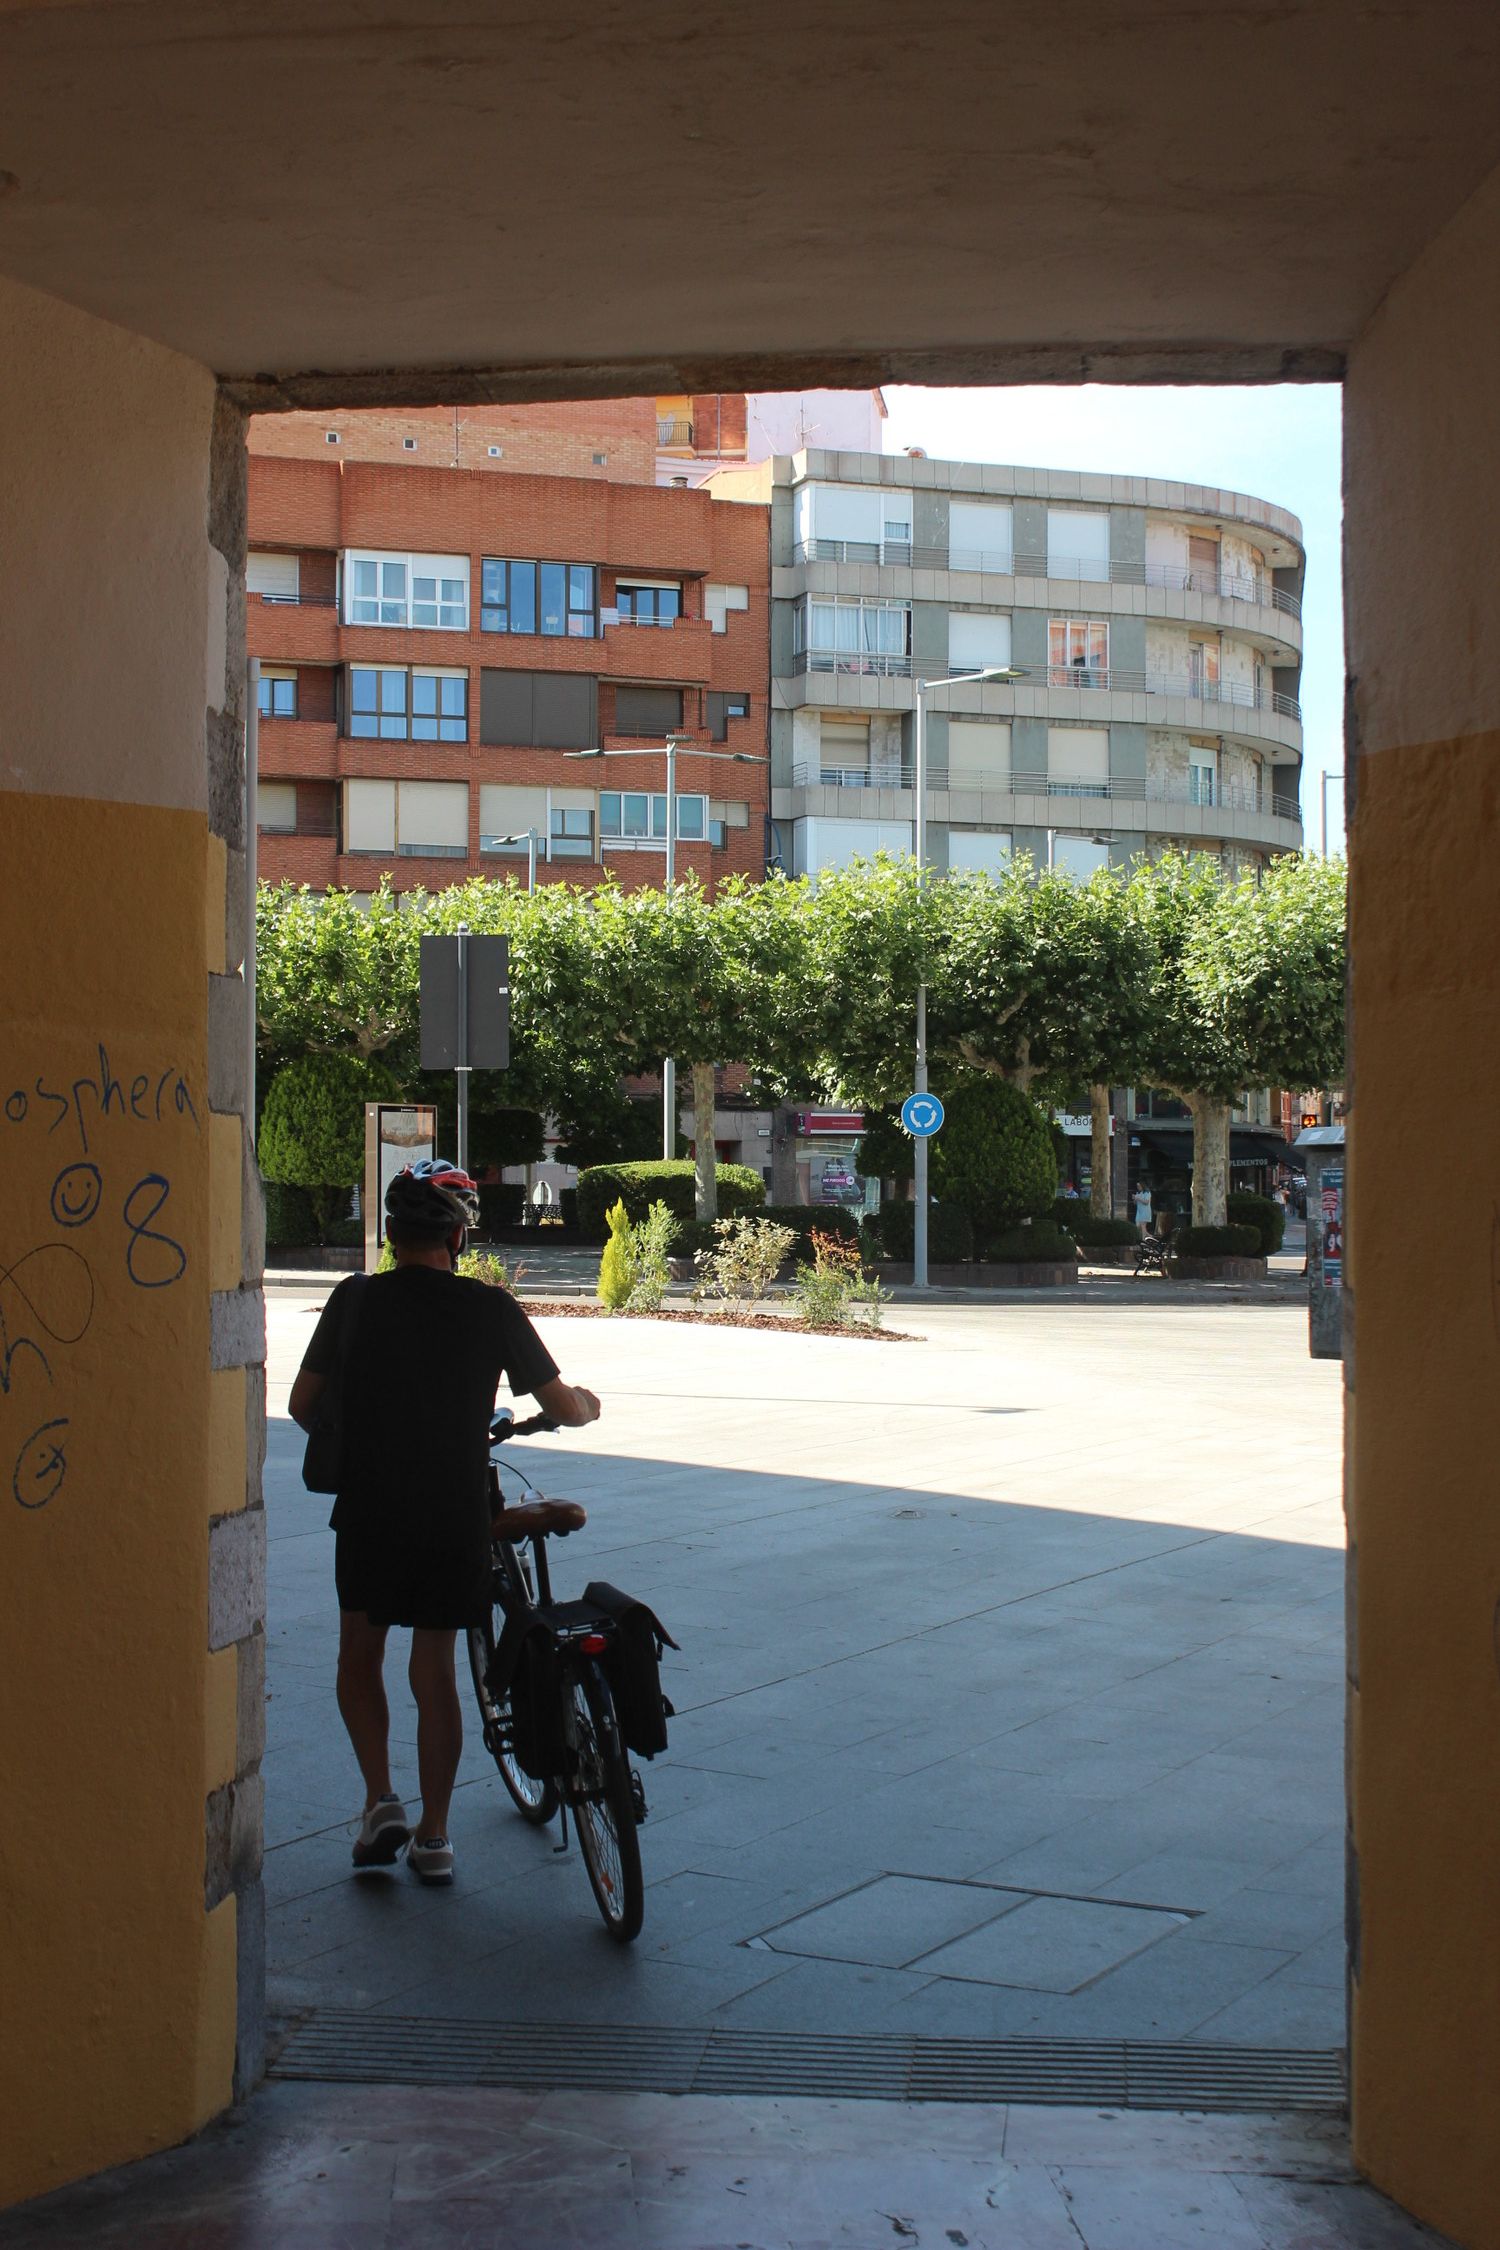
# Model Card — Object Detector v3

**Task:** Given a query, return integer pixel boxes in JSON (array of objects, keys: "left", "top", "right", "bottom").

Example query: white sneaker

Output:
[
  {"left": 407, "top": 1834, "right": 455, "bottom": 1885},
  {"left": 351, "top": 1794, "right": 410, "bottom": 1868}
]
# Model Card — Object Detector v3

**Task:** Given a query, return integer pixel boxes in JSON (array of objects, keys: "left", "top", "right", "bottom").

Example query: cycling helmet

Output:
[{"left": 384, "top": 1158, "right": 481, "bottom": 1238}]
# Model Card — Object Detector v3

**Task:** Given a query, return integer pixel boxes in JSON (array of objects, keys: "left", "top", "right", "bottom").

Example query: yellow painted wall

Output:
[
  {"left": 0, "top": 280, "right": 236, "bottom": 2204},
  {"left": 1344, "top": 160, "right": 1500, "bottom": 2250}
]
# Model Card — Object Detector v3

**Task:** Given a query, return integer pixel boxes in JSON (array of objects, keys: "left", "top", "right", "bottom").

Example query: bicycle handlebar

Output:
[{"left": 489, "top": 1410, "right": 559, "bottom": 1444}]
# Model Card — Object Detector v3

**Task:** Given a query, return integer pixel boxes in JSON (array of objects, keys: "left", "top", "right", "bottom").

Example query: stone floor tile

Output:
[
  {"left": 917, "top": 1894, "right": 1188, "bottom": 1994},
  {"left": 1227, "top": 2171, "right": 1457, "bottom": 2247},
  {"left": 1190, "top": 1963, "right": 1346, "bottom": 2046},
  {"left": 1051, "top": 2161, "right": 1272, "bottom": 2247},
  {"left": 994, "top": 1934, "right": 1293, "bottom": 2042},
  {"left": 1001, "top": 2104, "right": 1357, "bottom": 2176},
  {"left": 758, "top": 1873, "right": 1028, "bottom": 1969}
]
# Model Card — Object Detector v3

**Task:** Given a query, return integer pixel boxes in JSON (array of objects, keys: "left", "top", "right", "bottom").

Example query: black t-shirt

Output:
[{"left": 302, "top": 1266, "right": 560, "bottom": 1539}]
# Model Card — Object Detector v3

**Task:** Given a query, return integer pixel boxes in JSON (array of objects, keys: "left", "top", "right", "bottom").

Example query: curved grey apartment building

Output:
[{"left": 726, "top": 450, "right": 1304, "bottom": 879}]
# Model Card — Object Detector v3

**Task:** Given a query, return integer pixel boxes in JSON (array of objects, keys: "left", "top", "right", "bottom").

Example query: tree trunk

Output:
[
  {"left": 1089, "top": 1085, "right": 1113, "bottom": 1218},
  {"left": 691, "top": 1059, "right": 718, "bottom": 1223},
  {"left": 1188, "top": 1095, "right": 1230, "bottom": 1227}
]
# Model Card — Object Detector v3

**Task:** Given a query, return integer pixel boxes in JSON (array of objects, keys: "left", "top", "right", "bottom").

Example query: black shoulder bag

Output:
[{"left": 301, "top": 1275, "right": 371, "bottom": 1495}]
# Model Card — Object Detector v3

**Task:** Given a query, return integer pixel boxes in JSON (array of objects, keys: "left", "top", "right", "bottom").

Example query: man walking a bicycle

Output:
[{"left": 289, "top": 1161, "right": 599, "bottom": 1885}]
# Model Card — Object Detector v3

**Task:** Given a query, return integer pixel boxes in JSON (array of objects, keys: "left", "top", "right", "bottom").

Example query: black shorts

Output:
[{"left": 334, "top": 1522, "right": 491, "bottom": 1632}]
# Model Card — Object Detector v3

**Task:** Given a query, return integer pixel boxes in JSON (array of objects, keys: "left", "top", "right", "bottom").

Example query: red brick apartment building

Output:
[{"left": 246, "top": 447, "right": 770, "bottom": 895}]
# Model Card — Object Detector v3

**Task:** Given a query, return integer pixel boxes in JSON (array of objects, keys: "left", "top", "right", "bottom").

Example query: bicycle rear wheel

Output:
[
  {"left": 467, "top": 1595, "right": 559, "bottom": 1826},
  {"left": 566, "top": 1664, "right": 644, "bottom": 1942}
]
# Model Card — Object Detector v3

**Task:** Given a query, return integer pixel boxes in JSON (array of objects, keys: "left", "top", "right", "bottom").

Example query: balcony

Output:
[
  {"left": 793, "top": 540, "right": 1301, "bottom": 619},
  {"left": 798, "top": 648, "right": 914, "bottom": 679},
  {"left": 600, "top": 613, "right": 712, "bottom": 680},
  {"left": 657, "top": 416, "right": 694, "bottom": 448},
  {"left": 1032, "top": 665, "right": 1302, "bottom": 724},
  {"left": 789, "top": 759, "right": 1301, "bottom": 824},
  {"left": 257, "top": 718, "right": 338, "bottom": 779},
  {"left": 248, "top": 590, "right": 339, "bottom": 662}
]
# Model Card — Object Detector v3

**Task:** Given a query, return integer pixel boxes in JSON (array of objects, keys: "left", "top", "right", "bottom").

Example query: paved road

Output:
[{"left": 265, "top": 1287, "right": 1345, "bottom": 2048}]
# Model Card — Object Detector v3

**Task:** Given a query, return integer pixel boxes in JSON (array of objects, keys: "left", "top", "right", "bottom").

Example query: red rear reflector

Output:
[{"left": 580, "top": 1633, "right": 609, "bottom": 1655}]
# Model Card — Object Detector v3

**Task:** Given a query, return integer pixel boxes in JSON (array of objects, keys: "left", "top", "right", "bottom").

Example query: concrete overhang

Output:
[{"left": 0, "top": 3, "right": 1497, "bottom": 398}]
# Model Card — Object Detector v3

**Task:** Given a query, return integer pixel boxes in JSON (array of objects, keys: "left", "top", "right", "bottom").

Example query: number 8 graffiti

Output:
[{"left": 123, "top": 1174, "right": 187, "bottom": 1289}]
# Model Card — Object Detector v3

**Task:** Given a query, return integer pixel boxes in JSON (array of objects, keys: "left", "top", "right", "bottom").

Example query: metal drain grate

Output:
[{"left": 269, "top": 2011, "right": 1345, "bottom": 2112}]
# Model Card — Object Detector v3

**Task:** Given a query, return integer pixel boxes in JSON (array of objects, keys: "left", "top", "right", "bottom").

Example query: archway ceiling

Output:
[{"left": 1, "top": 0, "right": 1498, "bottom": 400}]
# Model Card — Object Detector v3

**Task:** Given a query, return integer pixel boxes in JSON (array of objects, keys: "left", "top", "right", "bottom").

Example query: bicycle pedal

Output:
[{"left": 629, "top": 1770, "right": 648, "bottom": 1824}]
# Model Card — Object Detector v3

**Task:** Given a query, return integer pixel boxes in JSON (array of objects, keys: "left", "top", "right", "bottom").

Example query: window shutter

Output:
[
  {"left": 247, "top": 552, "right": 299, "bottom": 599},
  {"left": 396, "top": 781, "right": 468, "bottom": 850},
  {"left": 615, "top": 684, "right": 683, "bottom": 735},
  {"left": 947, "top": 721, "right": 1010, "bottom": 784},
  {"left": 481, "top": 669, "right": 535, "bottom": 746},
  {"left": 532, "top": 672, "right": 597, "bottom": 749},
  {"left": 344, "top": 780, "right": 395, "bottom": 852}
]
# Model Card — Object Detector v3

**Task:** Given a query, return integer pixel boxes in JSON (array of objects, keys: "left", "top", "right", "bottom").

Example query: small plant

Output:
[
  {"left": 375, "top": 1237, "right": 397, "bottom": 1274},
  {"left": 694, "top": 1215, "right": 797, "bottom": 1312},
  {"left": 458, "top": 1247, "right": 524, "bottom": 1290},
  {"left": 596, "top": 1198, "right": 637, "bottom": 1309},
  {"left": 794, "top": 1229, "right": 888, "bottom": 1331},
  {"left": 624, "top": 1200, "right": 679, "bottom": 1313}
]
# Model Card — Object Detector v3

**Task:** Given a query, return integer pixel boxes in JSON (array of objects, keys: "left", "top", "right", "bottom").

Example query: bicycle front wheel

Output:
[
  {"left": 467, "top": 1605, "right": 559, "bottom": 1826},
  {"left": 566, "top": 1664, "right": 644, "bottom": 1942}
]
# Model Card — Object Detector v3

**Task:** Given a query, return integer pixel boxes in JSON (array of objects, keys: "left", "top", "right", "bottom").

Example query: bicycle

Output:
[{"left": 465, "top": 1409, "right": 648, "bottom": 1943}]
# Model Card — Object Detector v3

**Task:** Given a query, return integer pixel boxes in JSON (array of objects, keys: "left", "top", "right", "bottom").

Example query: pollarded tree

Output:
[{"left": 255, "top": 881, "right": 422, "bottom": 1068}]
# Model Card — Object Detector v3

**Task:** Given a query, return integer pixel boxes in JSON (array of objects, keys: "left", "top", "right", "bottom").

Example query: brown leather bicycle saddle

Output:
[{"left": 492, "top": 1498, "right": 588, "bottom": 1539}]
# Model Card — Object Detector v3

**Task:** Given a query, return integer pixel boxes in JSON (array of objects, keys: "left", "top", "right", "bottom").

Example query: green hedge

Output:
[
  {"left": 1227, "top": 1191, "right": 1286, "bottom": 1257},
  {"left": 862, "top": 1201, "right": 974, "bottom": 1265},
  {"left": 982, "top": 1218, "right": 1078, "bottom": 1263},
  {"left": 1174, "top": 1223, "right": 1261, "bottom": 1259},
  {"left": 575, "top": 1159, "right": 765, "bottom": 1239},
  {"left": 1054, "top": 1201, "right": 1141, "bottom": 1247},
  {"left": 264, "top": 1180, "right": 316, "bottom": 1248},
  {"left": 477, "top": 1183, "right": 526, "bottom": 1233}
]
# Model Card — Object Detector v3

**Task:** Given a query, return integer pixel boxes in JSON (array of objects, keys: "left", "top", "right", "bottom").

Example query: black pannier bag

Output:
[
  {"left": 485, "top": 1605, "right": 570, "bottom": 1780},
  {"left": 582, "top": 1580, "right": 679, "bottom": 1759}
]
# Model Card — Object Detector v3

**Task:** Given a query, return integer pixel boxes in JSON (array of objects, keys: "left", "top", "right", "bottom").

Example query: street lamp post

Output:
[
  {"left": 911, "top": 666, "right": 1021, "bottom": 1288},
  {"left": 1320, "top": 769, "right": 1345, "bottom": 859},
  {"left": 494, "top": 828, "right": 540, "bottom": 890},
  {"left": 566, "top": 738, "right": 769, "bottom": 1159}
]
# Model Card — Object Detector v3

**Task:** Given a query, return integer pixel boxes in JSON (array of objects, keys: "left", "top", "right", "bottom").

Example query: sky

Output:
[{"left": 880, "top": 385, "right": 1344, "bottom": 854}]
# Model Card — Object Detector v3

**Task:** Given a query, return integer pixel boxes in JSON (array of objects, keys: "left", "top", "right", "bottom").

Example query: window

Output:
[
  {"left": 1047, "top": 725, "right": 1110, "bottom": 796},
  {"left": 481, "top": 558, "right": 597, "bottom": 638},
  {"left": 614, "top": 581, "right": 682, "bottom": 626},
  {"left": 947, "top": 720, "right": 1011, "bottom": 785},
  {"left": 256, "top": 668, "right": 297, "bottom": 719},
  {"left": 947, "top": 830, "right": 1011, "bottom": 876},
  {"left": 614, "top": 684, "right": 683, "bottom": 735},
  {"left": 1047, "top": 509, "right": 1110, "bottom": 582},
  {"left": 819, "top": 717, "right": 870, "bottom": 784},
  {"left": 600, "top": 792, "right": 709, "bottom": 845},
  {"left": 347, "top": 667, "right": 467, "bottom": 741},
  {"left": 705, "top": 583, "right": 749, "bottom": 634},
  {"left": 948, "top": 611, "right": 1012, "bottom": 672},
  {"left": 1189, "top": 746, "right": 1218, "bottom": 806},
  {"left": 479, "top": 669, "right": 598, "bottom": 749},
  {"left": 551, "top": 802, "right": 595, "bottom": 858},
  {"left": 799, "top": 484, "right": 909, "bottom": 563},
  {"left": 247, "top": 552, "right": 300, "bottom": 601},
  {"left": 257, "top": 781, "right": 297, "bottom": 833},
  {"left": 798, "top": 598, "right": 911, "bottom": 676},
  {"left": 402, "top": 436, "right": 417, "bottom": 451},
  {"left": 707, "top": 689, "right": 750, "bottom": 739},
  {"left": 344, "top": 551, "right": 468, "bottom": 630},
  {"left": 1188, "top": 637, "right": 1221, "bottom": 694},
  {"left": 325, "top": 431, "right": 340, "bottom": 445},
  {"left": 1187, "top": 532, "right": 1220, "bottom": 595},
  {"left": 1052, "top": 835, "right": 1111, "bottom": 880},
  {"left": 479, "top": 782, "right": 546, "bottom": 853},
  {"left": 343, "top": 779, "right": 468, "bottom": 856},
  {"left": 948, "top": 502, "right": 1013, "bottom": 573},
  {"left": 1049, "top": 619, "right": 1109, "bottom": 685}
]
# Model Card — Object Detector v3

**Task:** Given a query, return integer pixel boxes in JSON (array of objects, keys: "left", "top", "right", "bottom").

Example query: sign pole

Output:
[
  {"left": 913, "top": 679, "right": 930, "bottom": 1290},
  {"left": 455, "top": 922, "right": 470, "bottom": 1175}
]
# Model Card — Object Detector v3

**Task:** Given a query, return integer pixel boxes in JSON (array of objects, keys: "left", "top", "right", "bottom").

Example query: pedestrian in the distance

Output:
[{"left": 1133, "top": 1180, "right": 1154, "bottom": 1235}]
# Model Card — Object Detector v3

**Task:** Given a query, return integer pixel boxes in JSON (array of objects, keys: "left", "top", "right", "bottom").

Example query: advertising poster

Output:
[{"left": 1320, "top": 1164, "right": 1344, "bottom": 1289}]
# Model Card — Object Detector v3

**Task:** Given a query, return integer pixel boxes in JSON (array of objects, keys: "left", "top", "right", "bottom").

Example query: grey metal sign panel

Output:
[{"left": 419, "top": 933, "right": 510, "bottom": 1070}]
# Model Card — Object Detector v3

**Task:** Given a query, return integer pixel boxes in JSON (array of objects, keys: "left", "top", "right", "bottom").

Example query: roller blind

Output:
[
  {"left": 1047, "top": 510, "right": 1110, "bottom": 581},
  {"left": 948, "top": 831, "right": 1011, "bottom": 875},
  {"left": 479, "top": 784, "right": 547, "bottom": 843},
  {"left": 948, "top": 503, "right": 1012, "bottom": 571},
  {"left": 257, "top": 782, "right": 297, "bottom": 832},
  {"left": 247, "top": 552, "right": 299, "bottom": 599},
  {"left": 1047, "top": 725, "right": 1110, "bottom": 783},
  {"left": 344, "top": 779, "right": 395, "bottom": 852},
  {"left": 397, "top": 781, "right": 467, "bottom": 849},
  {"left": 948, "top": 612, "right": 1012, "bottom": 670},
  {"left": 947, "top": 721, "right": 1010, "bottom": 784}
]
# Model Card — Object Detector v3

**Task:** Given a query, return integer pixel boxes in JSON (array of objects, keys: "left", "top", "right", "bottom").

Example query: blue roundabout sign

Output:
[{"left": 900, "top": 1092, "right": 945, "bottom": 1138}]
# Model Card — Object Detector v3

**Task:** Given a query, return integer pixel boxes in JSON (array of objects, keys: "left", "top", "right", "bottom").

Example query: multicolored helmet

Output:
[{"left": 384, "top": 1158, "right": 480, "bottom": 1237}]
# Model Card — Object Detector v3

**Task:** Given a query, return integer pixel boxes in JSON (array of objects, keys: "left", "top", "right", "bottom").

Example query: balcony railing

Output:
[
  {"left": 789, "top": 759, "right": 1301, "bottom": 822},
  {"left": 251, "top": 591, "right": 338, "bottom": 607},
  {"left": 798, "top": 648, "right": 914, "bottom": 678},
  {"left": 794, "top": 540, "right": 1301, "bottom": 619},
  {"left": 657, "top": 417, "right": 694, "bottom": 447},
  {"left": 605, "top": 609, "right": 693, "bottom": 629}
]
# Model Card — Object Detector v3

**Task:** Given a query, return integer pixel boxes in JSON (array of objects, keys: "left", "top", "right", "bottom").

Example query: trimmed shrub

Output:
[
  {"left": 931, "top": 1081, "right": 1057, "bottom": 1235},
  {"left": 1055, "top": 1203, "right": 1142, "bottom": 1248},
  {"left": 597, "top": 1200, "right": 636, "bottom": 1308},
  {"left": 576, "top": 1158, "right": 765, "bottom": 1239},
  {"left": 1173, "top": 1223, "right": 1261, "bottom": 1260},
  {"left": 1227, "top": 1191, "right": 1286, "bottom": 1257},
  {"left": 478, "top": 1183, "right": 526, "bottom": 1234},
  {"left": 258, "top": 1052, "right": 395, "bottom": 1242},
  {"left": 559, "top": 1186, "right": 579, "bottom": 1230},
  {"left": 854, "top": 1108, "right": 912, "bottom": 1187},
  {"left": 862, "top": 1201, "right": 974, "bottom": 1265},
  {"left": 981, "top": 1218, "right": 1078, "bottom": 1263},
  {"left": 264, "top": 1181, "right": 317, "bottom": 1249}
]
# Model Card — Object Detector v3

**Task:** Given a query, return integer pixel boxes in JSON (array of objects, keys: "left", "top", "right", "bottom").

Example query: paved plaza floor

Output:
[{"left": 264, "top": 1283, "right": 1347, "bottom": 2050}]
